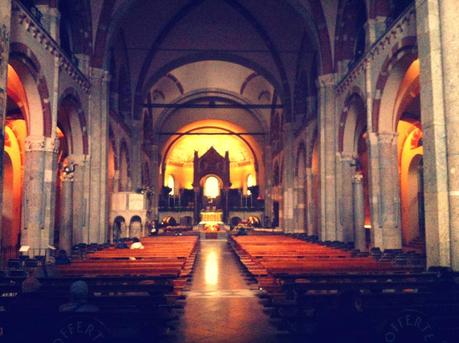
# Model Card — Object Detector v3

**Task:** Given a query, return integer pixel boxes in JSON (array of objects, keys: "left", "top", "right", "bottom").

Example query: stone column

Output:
[
  {"left": 377, "top": 132, "right": 402, "bottom": 249},
  {"left": 193, "top": 186, "right": 200, "bottom": 224},
  {"left": 151, "top": 144, "right": 159, "bottom": 220},
  {"left": 416, "top": 0, "right": 459, "bottom": 268},
  {"left": 263, "top": 144, "right": 273, "bottom": 227},
  {"left": 130, "top": 120, "right": 142, "bottom": 190},
  {"left": 59, "top": 169, "right": 73, "bottom": 253},
  {"left": 0, "top": 0, "right": 11, "bottom": 246},
  {"left": 67, "top": 155, "right": 87, "bottom": 245},
  {"left": 318, "top": 74, "right": 338, "bottom": 241},
  {"left": 340, "top": 155, "right": 355, "bottom": 243},
  {"left": 294, "top": 176, "right": 306, "bottom": 233},
  {"left": 87, "top": 68, "right": 109, "bottom": 243},
  {"left": 22, "top": 136, "right": 47, "bottom": 256},
  {"left": 305, "top": 167, "right": 315, "bottom": 236},
  {"left": 42, "top": 137, "right": 59, "bottom": 248},
  {"left": 282, "top": 123, "right": 295, "bottom": 232},
  {"left": 353, "top": 173, "right": 367, "bottom": 251}
]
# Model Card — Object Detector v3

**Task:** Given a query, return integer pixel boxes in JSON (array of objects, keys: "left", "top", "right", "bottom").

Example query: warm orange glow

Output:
[
  {"left": 394, "top": 59, "right": 420, "bottom": 125},
  {"left": 56, "top": 126, "right": 65, "bottom": 139},
  {"left": 398, "top": 119, "right": 423, "bottom": 244},
  {"left": 163, "top": 120, "right": 258, "bottom": 190},
  {"left": 3, "top": 125, "right": 24, "bottom": 246},
  {"left": 7, "top": 65, "right": 29, "bottom": 122},
  {"left": 203, "top": 176, "right": 220, "bottom": 198},
  {"left": 204, "top": 249, "right": 219, "bottom": 286}
]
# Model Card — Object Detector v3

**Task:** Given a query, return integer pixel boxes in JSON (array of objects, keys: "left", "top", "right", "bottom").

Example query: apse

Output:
[{"left": 163, "top": 124, "right": 257, "bottom": 191}]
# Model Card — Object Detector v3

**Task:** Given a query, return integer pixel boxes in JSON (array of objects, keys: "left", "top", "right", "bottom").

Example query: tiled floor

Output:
[{"left": 173, "top": 239, "right": 281, "bottom": 343}]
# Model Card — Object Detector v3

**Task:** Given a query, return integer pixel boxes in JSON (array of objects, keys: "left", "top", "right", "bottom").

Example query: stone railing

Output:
[
  {"left": 12, "top": 0, "right": 91, "bottom": 93},
  {"left": 336, "top": 3, "right": 416, "bottom": 95}
]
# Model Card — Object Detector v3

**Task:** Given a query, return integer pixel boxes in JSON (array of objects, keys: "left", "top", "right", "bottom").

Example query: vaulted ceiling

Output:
[{"left": 90, "top": 0, "right": 336, "bottom": 122}]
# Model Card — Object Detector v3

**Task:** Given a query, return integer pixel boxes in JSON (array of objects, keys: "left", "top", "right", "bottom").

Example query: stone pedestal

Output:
[{"left": 353, "top": 173, "right": 367, "bottom": 252}]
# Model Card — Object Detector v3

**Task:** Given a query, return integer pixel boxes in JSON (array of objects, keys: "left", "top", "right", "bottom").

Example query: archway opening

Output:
[
  {"left": 395, "top": 59, "right": 424, "bottom": 250},
  {"left": 2, "top": 64, "right": 30, "bottom": 252}
]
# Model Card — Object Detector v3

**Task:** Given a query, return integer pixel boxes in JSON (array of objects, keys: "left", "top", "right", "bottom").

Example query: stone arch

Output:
[
  {"left": 339, "top": 89, "right": 367, "bottom": 155},
  {"left": 9, "top": 43, "right": 52, "bottom": 137},
  {"left": 58, "top": 88, "right": 88, "bottom": 155},
  {"left": 335, "top": 0, "right": 368, "bottom": 69},
  {"left": 372, "top": 38, "right": 417, "bottom": 132}
]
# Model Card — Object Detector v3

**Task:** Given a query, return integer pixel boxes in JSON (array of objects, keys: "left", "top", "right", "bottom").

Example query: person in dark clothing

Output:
[
  {"left": 314, "top": 290, "right": 375, "bottom": 343},
  {"left": 59, "top": 280, "right": 99, "bottom": 313},
  {"left": 55, "top": 249, "right": 71, "bottom": 265}
]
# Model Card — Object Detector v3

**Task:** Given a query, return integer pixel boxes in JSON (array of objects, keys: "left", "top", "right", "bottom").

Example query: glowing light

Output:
[
  {"left": 204, "top": 249, "right": 219, "bottom": 286},
  {"left": 167, "top": 175, "right": 175, "bottom": 196},
  {"left": 247, "top": 174, "right": 255, "bottom": 195},
  {"left": 204, "top": 176, "right": 220, "bottom": 198}
]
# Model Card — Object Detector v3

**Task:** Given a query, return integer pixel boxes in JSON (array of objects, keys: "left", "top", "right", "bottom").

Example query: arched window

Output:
[
  {"left": 247, "top": 174, "right": 255, "bottom": 195},
  {"left": 167, "top": 175, "right": 175, "bottom": 196},
  {"left": 204, "top": 176, "right": 220, "bottom": 198}
]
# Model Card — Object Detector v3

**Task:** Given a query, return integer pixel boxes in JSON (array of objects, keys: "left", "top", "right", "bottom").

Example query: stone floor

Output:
[{"left": 172, "top": 239, "right": 282, "bottom": 343}]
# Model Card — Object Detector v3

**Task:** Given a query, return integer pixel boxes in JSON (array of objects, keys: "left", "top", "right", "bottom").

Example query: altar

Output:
[{"left": 200, "top": 210, "right": 223, "bottom": 224}]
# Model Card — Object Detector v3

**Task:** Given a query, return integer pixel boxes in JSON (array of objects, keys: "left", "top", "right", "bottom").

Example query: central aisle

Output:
[{"left": 174, "top": 239, "right": 281, "bottom": 343}]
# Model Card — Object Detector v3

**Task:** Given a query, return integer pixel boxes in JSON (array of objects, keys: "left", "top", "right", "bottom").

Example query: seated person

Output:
[
  {"left": 55, "top": 249, "right": 71, "bottom": 265},
  {"left": 130, "top": 237, "right": 144, "bottom": 249},
  {"left": 59, "top": 280, "right": 99, "bottom": 313},
  {"left": 115, "top": 239, "right": 129, "bottom": 249}
]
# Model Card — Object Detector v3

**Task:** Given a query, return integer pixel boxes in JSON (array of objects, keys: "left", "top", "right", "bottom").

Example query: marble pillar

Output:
[
  {"left": 377, "top": 132, "right": 402, "bottom": 249},
  {"left": 416, "top": 0, "right": 459, "bottom": 268},
  {"left": 87, "top": 68, "right": 109, "bottom": 243},
  {"left": 353, "top": 173, "right": 367, "bottom": 251},
  {"left": 59, "top": 170, "right": 73, "bottom": 253},
  {"left": 340, "top": 155, "right": 355, "bottom": 243},
  {"left": 318, "top": 74, "right": 338, "bottom": 241},
  {"left": 0, "top": 0, "right": 11, "bottom": 247}
]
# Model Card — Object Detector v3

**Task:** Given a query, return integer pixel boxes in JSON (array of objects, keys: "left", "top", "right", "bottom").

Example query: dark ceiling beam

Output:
[{"left": 143, "top": 103, "right": 283, "bottom": 109}]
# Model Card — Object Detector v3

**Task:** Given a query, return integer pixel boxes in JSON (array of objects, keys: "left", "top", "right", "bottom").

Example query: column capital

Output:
[
  {"left": 352, "top": 172, "right": 364, "bottom": 183},
  {"left": 317, "top": 73, "right": 336, "bottom": 88},
  {"left": 66, "top": 154, "right": 88, "bottom": 165},
  {"left": 377, "top": 131, "right": 398, "bottom": 144},
  {"left": 339, "top": 153, "right": 355, "bottom": 162},
  {"left": 24, "top": 135, "right": 58, "bottom": 152}
]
